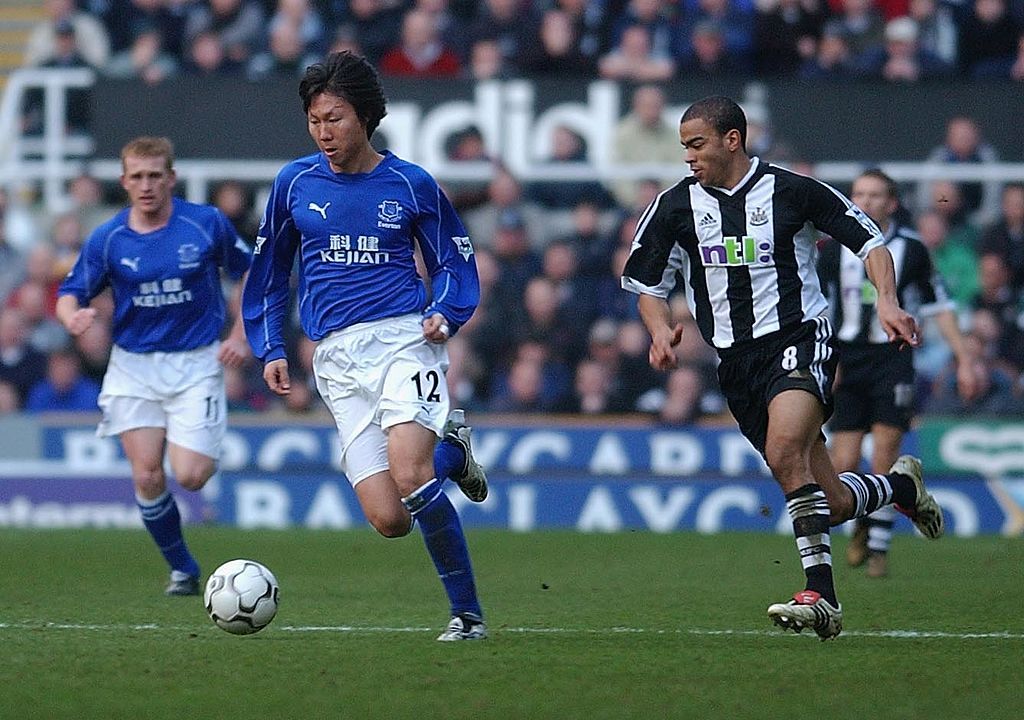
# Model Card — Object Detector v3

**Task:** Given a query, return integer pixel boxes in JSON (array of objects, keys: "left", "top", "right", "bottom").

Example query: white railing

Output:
[
  {"left": 0, "top": 68, "right": 96, "bottom": 208},
  {"left": 2, "top": 68, "right": 1024, "bottom": 210}
]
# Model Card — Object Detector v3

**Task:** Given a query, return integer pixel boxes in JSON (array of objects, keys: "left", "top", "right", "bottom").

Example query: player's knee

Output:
[
  {"left": 389, "top": 463, "right": 434, "bottom": 498},
  {"left": 132, "top": 467, "right": 166, "bottom": 497},
  {"left": 176, "top": 463, "right": 215, "bottom": 491},
  {"left": 368, "top": 511, "right": 413, "bottom": 538},
  {"left": 765, "top": 441, "right": 803, "bottom": 480}
]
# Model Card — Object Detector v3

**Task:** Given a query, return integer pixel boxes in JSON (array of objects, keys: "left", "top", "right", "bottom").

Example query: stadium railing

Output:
[{"left": 1, "top": 68, "right": 1024, "bottom": 210}]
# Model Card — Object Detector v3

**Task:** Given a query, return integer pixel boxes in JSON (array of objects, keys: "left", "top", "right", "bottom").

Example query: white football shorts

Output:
[
  {"left": 313, "top": 313, "right": 450, "bottom": 486},
  {"left": 97, "top": 342, "right": 226, "bottom": 459}
]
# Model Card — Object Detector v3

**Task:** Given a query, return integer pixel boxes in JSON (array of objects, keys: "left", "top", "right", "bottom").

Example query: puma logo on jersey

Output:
[
  {"left": 120, "top": 257, "right": 140, "bottom": 272},
  {"left": 308, "top": 201, "right": 331, "bottom": 219}
]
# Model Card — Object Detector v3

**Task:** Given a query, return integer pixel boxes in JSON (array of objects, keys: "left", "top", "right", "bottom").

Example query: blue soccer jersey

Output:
[
  {"left": 243, "top": 151, "right": 481, "bottom": 363},
  {"left": 59, "top": 197, "right": 252, "bottom": 353}
]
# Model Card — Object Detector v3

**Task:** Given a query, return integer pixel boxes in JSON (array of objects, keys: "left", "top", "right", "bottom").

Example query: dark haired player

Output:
[
  {"left": 243, "top": 52, "right": 488, "bottom": 641},
  {"left": 621, "top": 96, "right": 944, "bottom": 639}
]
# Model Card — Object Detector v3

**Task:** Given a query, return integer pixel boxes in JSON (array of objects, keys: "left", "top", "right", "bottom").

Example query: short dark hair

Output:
[
  {"left": 857, "top": 168, "right": 899, "bottom": 199},
  {"left": 298, "top": 52, "right": 387, "bottom": 139},
  {"left": 681, "top": 96, "right": 747, "bottom": 150}
]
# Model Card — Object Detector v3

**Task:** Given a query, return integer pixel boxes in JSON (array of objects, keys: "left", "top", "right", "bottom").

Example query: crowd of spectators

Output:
[
  {"left": 18, "top": 0, "right": 1024, "bottom": 85},
  {"left": 2, "top": 115, "right": 1023, "bottom": 421},
  {"left": 3, "top": 1, "right": 1024, "bottom": 423}
]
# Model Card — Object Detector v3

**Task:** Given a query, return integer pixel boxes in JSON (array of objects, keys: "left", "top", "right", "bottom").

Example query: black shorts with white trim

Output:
[{"left": 716, "top": 317, "right": 836, "bottom": 457}]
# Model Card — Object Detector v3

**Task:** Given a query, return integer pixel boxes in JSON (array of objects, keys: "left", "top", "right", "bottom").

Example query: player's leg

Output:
[
  {"left": 762, "top": 390, "right": 844, "bottom": 639},
  {"left": 764, "top": 390, "right": 840, "bottom": 600},
  {"left": 343, "top": 415, "right": 416, "bottom": 537},
  {"left": 438, "top": 409, "right": 488, "bottom": 502},
  {"left": 166, "top": 444, "right": 217, "bottom": 491},
  {"left": 341, "top": 416, "right": 487, "bottom": 629},
  {"left": 861, "top": 423, "right": 905, "bottom": 577},
  {"left": 716, "top": 339, "right": 840, "bottom": 637},
  {"left": 388, "top": 420, "right": 485, "bottom": 640},
  {"left": 827, "top": 349, "right": 878, "bottom": 568},
  {"left": 160, "top": 442, "right": 217, "bottom": 590},
  {"left": 158, "top": 375, "right": 230, "bottom": 592},
  {"left": 829, "top": 430, "right": 870, "bottom": 567},
  {"left": 856, "top": 366, "right": 917, "bottom": 576},
  {"left": 121, "top": 425, "right": 201, "bottom": 594},
  {"left": 329, "top": 316, "right": 485, "bottom": 639},
  {"left": 810, "top": 430, "right": 940, "bottom": 537},
  {"left": 353, "top": 470, "right": 415, "bottom": 537},
  {"left": 99, "top": 354, "right": 204, "bottom": 594},
  {"left": 756, "top": 319, "right": 849, "bottom": 638}
]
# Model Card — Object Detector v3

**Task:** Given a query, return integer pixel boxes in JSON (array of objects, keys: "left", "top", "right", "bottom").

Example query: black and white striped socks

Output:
[{"left": 785, "top": 483, "right": 836, "bottom": 606}]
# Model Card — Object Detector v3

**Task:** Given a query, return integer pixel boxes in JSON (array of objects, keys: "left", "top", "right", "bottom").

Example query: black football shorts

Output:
[
  {"left": 716, "top": 317, "right": 837, "bottom": 457},
  {"left": 830, "top": 341, "right": 916, "bottom": 433}
]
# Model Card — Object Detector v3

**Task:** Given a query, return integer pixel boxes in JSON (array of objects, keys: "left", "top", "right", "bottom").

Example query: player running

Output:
[
  {"left": 621, "top": 96, "right": 944, "bottom": 640},
  {"left": 57, "top": 136, "right": 252, "bottom": 596},
  {"left": 819, "top": 169, "right": 976, "bottom": 578},
  {"left": 242, "top": 51, "right": 488, "bottom": 641}
]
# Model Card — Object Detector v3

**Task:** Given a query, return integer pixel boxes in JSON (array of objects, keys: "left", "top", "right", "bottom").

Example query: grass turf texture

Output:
[{"left": 1, "top": 528, "right": 1021, "bottom": 719}]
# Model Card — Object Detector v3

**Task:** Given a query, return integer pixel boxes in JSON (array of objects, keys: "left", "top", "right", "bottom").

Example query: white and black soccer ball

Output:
[{"left": 204, "top": 559, "right": 279, "bottom": 635}]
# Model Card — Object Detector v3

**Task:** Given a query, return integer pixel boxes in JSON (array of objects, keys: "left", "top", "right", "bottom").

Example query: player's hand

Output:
[
  {"left": 66, "top": 308, "right": 97, "bottom": 337},
  {"left": 263, "top": 359, "right": 291, "bottom": 396},
  {"left": 422, "top": 313, "right": 450, "bottom": 344},
  {"left": 648, "top": 323, "right": 684, "bottom": 371},
  {"left": 218, "top": 336, "right": 252, "bottom": 369},
  {"left": 956, "top": 358, "right": 981, "bottom": 402},
  {"left": 876, "top": 300, "right": 920, "bottom": 350}
]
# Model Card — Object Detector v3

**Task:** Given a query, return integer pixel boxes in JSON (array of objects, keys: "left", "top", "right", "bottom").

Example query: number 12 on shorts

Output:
[{"left": 411, "top": 369, "right": 442, "bottom": 402}]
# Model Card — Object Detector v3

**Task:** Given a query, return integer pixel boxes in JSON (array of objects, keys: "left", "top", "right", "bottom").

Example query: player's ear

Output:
[{"left": 724, "top": 129, "right": 742, "bottom": 152}]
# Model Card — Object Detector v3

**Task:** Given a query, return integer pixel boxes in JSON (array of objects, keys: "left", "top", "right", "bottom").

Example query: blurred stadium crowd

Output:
[
  {"left": 1, "top": 0, "right": 1023, "bottom": 422},
  {"left": 18, "top": 0, "right": 1024, "bottom": 83}
]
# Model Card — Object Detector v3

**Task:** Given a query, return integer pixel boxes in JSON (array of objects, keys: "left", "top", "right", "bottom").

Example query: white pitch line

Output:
[{"left": 1, "top": 622, "right": 1022, "bottom": 640}]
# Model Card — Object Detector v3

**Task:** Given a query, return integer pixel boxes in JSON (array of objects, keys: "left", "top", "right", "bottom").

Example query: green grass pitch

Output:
[{"left": 1, "top": 528, "right": 1022, "bottom": 719}]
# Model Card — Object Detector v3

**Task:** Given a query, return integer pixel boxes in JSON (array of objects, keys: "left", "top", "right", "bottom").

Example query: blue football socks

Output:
[
  {"left": 136, "top": 491, "right": 200, "bottom": 579},
  {"left": 433, "top": 438, "right": 466, "bottom": 484},
  {"left": 402, "top": 479, "right": 482, "bottom": 618}
]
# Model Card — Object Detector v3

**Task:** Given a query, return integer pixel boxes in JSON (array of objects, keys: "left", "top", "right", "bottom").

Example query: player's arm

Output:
[
  {"left": 620, "top": 191, "right": 684, "bottom": 369},
  {"left": 55, "top": 294, "right": 96, "bottom": 336},
  {"left": 933, "top": 308, "right": 979, "bottom": 401},
  {"left": 414, "top": 177, "right": 480, "bottom": 342},
  {"left": 638, "top": 293, "right": 683, "bottom": 371},
  {"left": 913, "top": 246, "right": 978, "bottom": 401},
  {"left": 863, "top": 246, "right": 919, "bottom": 348},
  {"left": 55, "top": 230, "right": 108, "bottom": 336},
  {"left": 218, "top": 272, "right": 252, "bottom": 369},
  {"left": 803, "top": 176, "right": 919, "bottom": 348},
  {"left": 214, "top": 212, "right": 255, "bottom": 369},
  {"left": 241, "top": 172, "right": 300, "bottom": 394}
]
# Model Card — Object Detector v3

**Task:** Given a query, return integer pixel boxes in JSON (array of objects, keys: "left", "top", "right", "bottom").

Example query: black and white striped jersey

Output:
[
  {"left": 818, "top": 224, "right": 953, "bottom": 345},
  {"left": 620, "top": 158, "right": 885, "bottom": 351}
]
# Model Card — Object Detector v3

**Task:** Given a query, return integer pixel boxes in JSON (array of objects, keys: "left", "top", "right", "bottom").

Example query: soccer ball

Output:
[{"left": 204, "top": 559, "right": 279, "bottom": 635}]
